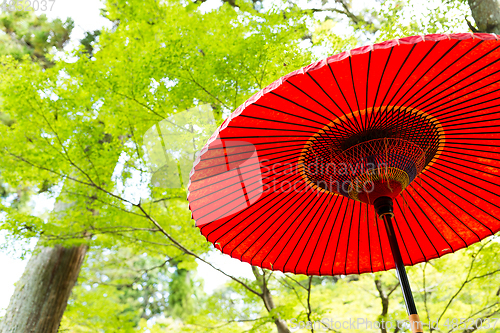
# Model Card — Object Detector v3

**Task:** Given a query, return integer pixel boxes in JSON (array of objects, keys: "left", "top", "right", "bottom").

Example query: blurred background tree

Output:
[{"left": 0, "top": 11, "right": 73, "bottom": 67}]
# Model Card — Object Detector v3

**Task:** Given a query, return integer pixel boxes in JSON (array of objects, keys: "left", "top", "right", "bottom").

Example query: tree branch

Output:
[{"left": 306, "top": 276, "right": 314, "bottom": 333}]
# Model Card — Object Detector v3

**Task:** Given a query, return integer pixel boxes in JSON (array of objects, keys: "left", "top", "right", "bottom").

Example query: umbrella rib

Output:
[
  {"left": 436, "top": 155, "right": 500, "bottom": 181},
  {"left": 374, "top": 206, "right": 387, "bottom": 272},
  {"left": 444, "top": 141, "right": 500, "bottom": 148},
  {"left": 228, "top": 125, "right": 316, "bottom": 134},
  {"left": 318, "top": 196, "right": 346, "bottom": 276},
  {"left": 386, "top": 42, "right": 440, "bottom": 108},
  {"left": 434, "top": 157, "right": 500, "bottom": 197},
  {"left": 219, "top": 135, "right": 312, "bottom": 140},
  {"left": 198, "top": 185, "right": 268, "bottom": 233},
  {"left": 409, "top": 182, "right": 468, "bottom": 247},
  {"left": 203, "top": 165, "right": 305, "bottom": 212},
  {"left": 238, "top": 114, "right": 326, "bottom": 131},
  {"left": 235, "top": 188, "right": 318, "bottom": 264},
  {"left": 391, "top": 40, "right": 462, "bottom": 108},
  {"left": 444, "top": 131, "right": 500, "bottom": 136},
  {"left": 402, "top": 187, "right": 442, "bottom": 257},
  {"left": 287, "top": 78, "right": 349, "bottom": 126},
  {"left": 424, "top": 167, "right": 497, "bottom": 235},
  {"left": 444, "top": 121, "right": 500, "bottom": 131},
  {"left": 444, "top": 111, "right": 500, "bottom": 129},
  {"left": 231, "top": 182, "right": 320, "bottom": 261},
  {"left": 311, "top": 126, "right": 350, "bottom": 158},
  {"left": 260, "top": 190, "right": 326, "bottom": 272},
  {"left": 197, "top": 171, "right": 304, "bottom": 226},
  {"left": 330, "top": 198, "right": 352, "bottom": 275},
  {"left": 366, "top": 107, "right": 437, "bottom": 154},
  {"left": 198, "top": 180, "right": 266, "bottom": 234},
  {"left": 416, "top": 45, "right": 500, "bottom": 109},
  {"left": 389, "top": 106, "right": 402, "bottom": 143},
  {"left": 252, "top": 103, "right": 331, "bottom": 126},
  {"left": 368, "top": 47, "right": 395, "bottom": 129},
  {"left": 357, "top": 202, "right": 362, "bottom": 274},
  {"left": 237, "top": 168, "right": 250, "bottom": 207},
  {"left": 441, "top": 149, "right": 500, "bottom": 163},
  {"left": 398, "top": 40, "right": 484, "bottom": 109},
  {"left": 197, "top": 139, "right": 305, "bottom": 153},
  {"left": 343, "top": 200, "right": 357, "bottom": 275},
  {"left": 404, "top": 186, "right": 448, "bottom": 256},
  {"left": 444, "top": 144, "right": 500, "bottom": 156},
  {"left": 364, "top": 50, "right": 372, "bottom": 131},
  {"left": 305, "top": 194, "right": 340, "bottom": 275},
  {"left": 326, "top": 63, "right": 363, "bottom": 132},
  {"left": 304, "top": 72, "right": 360, "bottom": 133},
  {"left": 431, "top": 94, "right": 500, "bottom": 121},
  {"left": 291, "top": 193, "right": 333, "bottom": 274},
  {"left": 417, "top": 176, "right": 482, "bottom": 242},
  {"left": 237, "top": 189, "right": 313, "bottom": 261},
  {"left": 423, "top": 169, "right": 497, "bottom": 236},
  {"left": 190, "top": 148, "right": 300, "bottom": 188},
  {"left": 190, "top": 167, "right": 262, "bottom": 203},
  {"left": 438, "top": 104, "right": 500, "bottom": 125},
  {"left": 394, "top": 199, "right": 426, "bottom": 263},
  {"left": 445, "top": 137, "right": 500, "bottom": 140},
  {"left": 419, "top": 66, "right": 500, "bottom": 114},
  {"left": 238, "top": 113, "right": 358, "bottom": 139},
  {"left": 378, "top": 44, "right": 418, "bottom": 110},
  {"left": 422, "top": 80, "right": 500, "bottom": 119},
  {"left": 268, "top": 91, "right": 333, "bottom": 124},
  {"left": 348, "top": 56, "right": 361, "bottom": 130},
  {"left": 309, "top": 130, "right": 348, "bottom": 152},
  {"left": 204, "top": 174, "right": 311, "bottom": 242},
  {"left": 190, "top": 144, "right": 302, "bottom": 176}
]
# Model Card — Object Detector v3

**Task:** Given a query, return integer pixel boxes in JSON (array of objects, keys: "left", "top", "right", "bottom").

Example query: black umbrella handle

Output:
[{"left": 375, "top": 196, "right": 424, "bottom": 333}]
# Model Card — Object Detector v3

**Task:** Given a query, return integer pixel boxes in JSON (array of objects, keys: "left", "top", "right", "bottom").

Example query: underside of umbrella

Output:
[{"left": 188, "top": 33, "right": 500, "bottom": 332}]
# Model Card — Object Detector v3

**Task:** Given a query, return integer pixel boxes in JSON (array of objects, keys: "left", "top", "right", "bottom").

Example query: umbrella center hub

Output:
[{"left": 299, "top": 106, "right": 444, "bottom": 204}]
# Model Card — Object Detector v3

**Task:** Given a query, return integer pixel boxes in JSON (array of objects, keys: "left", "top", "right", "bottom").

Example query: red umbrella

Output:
[{"left": 187, "top": 33, "right": 500, "bottom": 332}]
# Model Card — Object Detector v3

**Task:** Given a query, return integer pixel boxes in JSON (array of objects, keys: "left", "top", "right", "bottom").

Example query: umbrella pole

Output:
[{"left": 374, "top": 197, "right": 424, "bottom": 333}]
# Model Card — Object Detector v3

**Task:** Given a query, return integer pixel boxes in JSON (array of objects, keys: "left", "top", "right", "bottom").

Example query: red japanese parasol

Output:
[{"left": 187, "top": 33, "right": 500, "bottom": 332}]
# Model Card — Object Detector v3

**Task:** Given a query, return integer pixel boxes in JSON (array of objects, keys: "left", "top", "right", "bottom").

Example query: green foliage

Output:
[
  {"left": 168, "top": 267, "right": 200, "bottom": 319},
  {"left": 62, "top": 283, "right": 139, "bottom": 333},
  {"left": 374, "top": 0, "right": 469, "bottom": 42},
  {"left": 62, "top": 247, "right": 206, "bottom": 331},
  {"left": 310, "top": 0, "right": 469, "bottom": 54},
  {"left": 80, "top": 30, "right": 101, "bottom": 57},
  {"left": 0, "top": 11, "right": 73, "bottom": 67},
  {"left": 0, "top": 0, "right": 313, "bottom": 330}
]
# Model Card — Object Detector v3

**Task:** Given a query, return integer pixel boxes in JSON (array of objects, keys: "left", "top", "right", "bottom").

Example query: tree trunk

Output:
[
  {"left": 468, "top": 0, "right": 500, "bottom": 33},
  {"left": 0, "top": 244, "right": 87, "bottom": 333},
  {"left": 0, "top": 123, "right": 121, "bottom": 331},
  {"left": 375, "top": 277, "right": 389, "bottom": 333},
  {"left": 262, "top": 288, "right": 291, "bottom": 333},
  {"left": 251, "top": 266, "right": 291, "bottom": 333}
]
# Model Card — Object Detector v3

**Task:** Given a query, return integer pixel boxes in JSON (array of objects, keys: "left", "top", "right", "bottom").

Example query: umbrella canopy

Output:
[{"left": 187, "top": 33, "right": 500, "bottom": 278}]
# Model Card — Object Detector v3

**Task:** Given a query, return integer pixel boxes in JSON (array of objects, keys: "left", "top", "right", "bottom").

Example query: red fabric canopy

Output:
[{"left": 187, "top": 33, "right": 500, "bottom": 276}]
